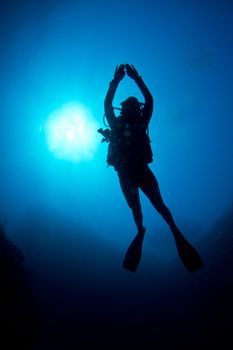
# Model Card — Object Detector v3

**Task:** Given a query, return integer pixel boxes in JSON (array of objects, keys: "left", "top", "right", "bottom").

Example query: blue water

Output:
[{"left": 0, "top": 1, "right": 233, "bottom": 348}]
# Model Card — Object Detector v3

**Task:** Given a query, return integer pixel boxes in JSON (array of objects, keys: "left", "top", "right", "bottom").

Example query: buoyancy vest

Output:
[{"left": 106, "top": 117, "right": 153, "bottom": 168}]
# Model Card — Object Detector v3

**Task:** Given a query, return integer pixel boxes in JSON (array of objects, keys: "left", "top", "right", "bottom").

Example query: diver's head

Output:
[{"left": 120, "top": 96, "right": 142, "bottom": 118}]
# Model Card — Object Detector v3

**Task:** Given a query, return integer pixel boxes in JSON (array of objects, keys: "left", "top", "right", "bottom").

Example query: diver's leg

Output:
[
  {"left": 119, "top": 177, "right": 145, "bottom": 233},
  {"left": 119, "top": 177, "right": 146, "bottom": 272},
  {"left": 139, "top": 166, "right": 203, "bottom": 272},
  {"left": 139, "top": 166, "right": 179, "bottom": 232}
]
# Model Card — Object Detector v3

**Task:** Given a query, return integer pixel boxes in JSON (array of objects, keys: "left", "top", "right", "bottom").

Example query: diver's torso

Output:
[{"left": 107, "top": 116, "right": 153, "bottom": 169}]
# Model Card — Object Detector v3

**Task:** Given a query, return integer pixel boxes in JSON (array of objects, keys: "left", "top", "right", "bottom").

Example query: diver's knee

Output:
[
  {"left": 153, "top": 200, "right": 167, "bottom": 212},
  {"left": 131, "top": 203, "right": 142, "bottom": 212}
]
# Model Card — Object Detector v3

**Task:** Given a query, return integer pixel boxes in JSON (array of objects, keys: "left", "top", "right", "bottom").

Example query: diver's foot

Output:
[
  {"left": 170, "top": 224, "right": 183, "bottom": 239},
  {"left": 137, "top": 226, "right": 146, "bottom": 236}
]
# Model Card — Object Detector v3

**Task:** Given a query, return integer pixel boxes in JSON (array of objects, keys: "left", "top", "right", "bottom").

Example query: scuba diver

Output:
[{"left": 100, "top": 64, "right": 203, "bottom": 273}]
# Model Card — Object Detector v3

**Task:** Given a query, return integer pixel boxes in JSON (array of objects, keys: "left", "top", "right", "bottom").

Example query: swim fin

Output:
[
  {"left": 173, "top": 230, "right": 203, "bottom": 272},
  {"left": 123, "top": 230, "right": 146, "bottom": 273}
]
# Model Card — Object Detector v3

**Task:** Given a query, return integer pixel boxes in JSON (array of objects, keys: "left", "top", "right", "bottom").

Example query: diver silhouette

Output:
[{"left": 103, "top": 64, "right": 203, "bottom": 273}]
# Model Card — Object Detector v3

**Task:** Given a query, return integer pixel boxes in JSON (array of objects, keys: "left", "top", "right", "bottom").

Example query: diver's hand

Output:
[
  {"left": 113, "top": 64, "right": 125, "bottom": 83},
  {"left": 125, "top": 64, "right": 141, "bottom": 80}
]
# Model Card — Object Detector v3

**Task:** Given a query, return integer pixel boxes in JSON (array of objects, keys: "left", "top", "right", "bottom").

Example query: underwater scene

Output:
[{"left": 1, "top": 1, "right": 233, "bottom": 349}]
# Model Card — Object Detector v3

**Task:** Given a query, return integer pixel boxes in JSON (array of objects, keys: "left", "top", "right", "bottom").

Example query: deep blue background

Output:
[{"left": 0, "top": 1, "right": 233, "bottom": 349}]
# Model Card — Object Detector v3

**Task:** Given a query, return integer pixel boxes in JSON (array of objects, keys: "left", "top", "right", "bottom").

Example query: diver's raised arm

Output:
[
  {"left": 104, "top": 64, "right": 125, "bottom": 128},
  {"left": 125, "top": 64, "right": 153, "bottom": 123}
]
